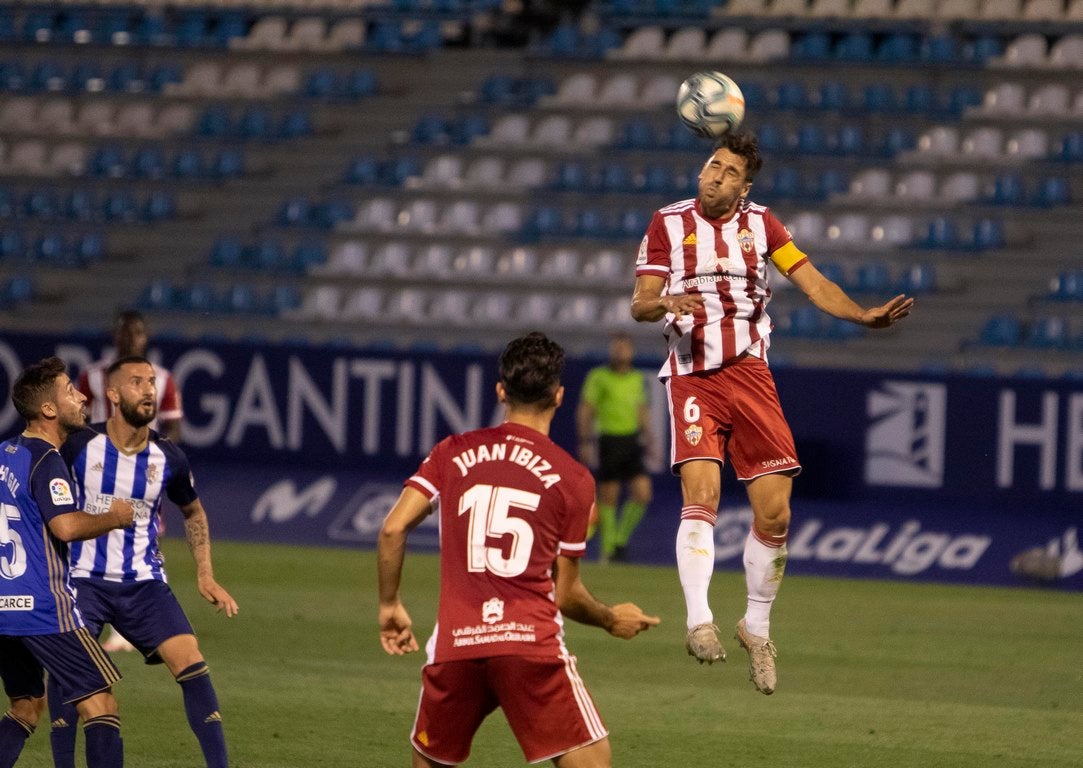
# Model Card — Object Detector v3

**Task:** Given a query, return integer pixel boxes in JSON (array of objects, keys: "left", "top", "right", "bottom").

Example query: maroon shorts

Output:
[
  {"left": 665, "top": 356, "right": 801, "bottom": 480},
  {"left": 412, "top": 653, "right": 607, "bottom": 765}
]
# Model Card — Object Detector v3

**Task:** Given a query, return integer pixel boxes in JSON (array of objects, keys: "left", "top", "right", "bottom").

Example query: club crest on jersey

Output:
[
  {"left": 49, "top": 478, "right": 74, "bottom": 505},
  {"left": 146, "top": 463, "right": 160, "bottom": 485},
  {"left": 737, "top": 227, "right": 755, "bottom": 254},
  {"left": 482, "top": 597, "right": 504, "bottom": 624},
  {"left": 684, "top": 424, "right": 703, "bottom": 447}
]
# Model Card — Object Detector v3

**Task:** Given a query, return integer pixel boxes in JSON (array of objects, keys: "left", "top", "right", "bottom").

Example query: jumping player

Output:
[{"left": 631, "top": 131, "right": 913, "bottom": 693}]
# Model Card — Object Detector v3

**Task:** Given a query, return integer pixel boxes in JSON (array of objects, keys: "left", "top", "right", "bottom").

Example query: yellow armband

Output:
[{"left": 770, "top": 240, "right": 809, "bottom": 276}]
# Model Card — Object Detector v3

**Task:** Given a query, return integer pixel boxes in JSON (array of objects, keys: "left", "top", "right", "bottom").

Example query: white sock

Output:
[
  {"left": 676, "top": 511, "right": 716, "bottom": 630},
  {"left": 743, "top": 527, "right": 788, "bottom": 638}
]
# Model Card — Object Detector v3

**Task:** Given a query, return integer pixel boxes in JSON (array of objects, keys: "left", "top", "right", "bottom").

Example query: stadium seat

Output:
[
  {"left": 1027, "top": 84, "right": 1071, "bottom": 116},
  {"left": 1033, "top": 176, "right": 1071, "bottom": 207},
  {"left": 1006, "top": 128, "right": 1049, "bottom": 159},
  {"left": 978, "top": 314, "right": 1023, "bottom": 346},
  {"left": 1026, "top": 316, "right": 1070, "bottom": 348},
  {"left": 939, "top": 171, "right": 981, "bottom": 202},
  {"left": 494, "top": 247, "right": 538, "bottom": 280}
]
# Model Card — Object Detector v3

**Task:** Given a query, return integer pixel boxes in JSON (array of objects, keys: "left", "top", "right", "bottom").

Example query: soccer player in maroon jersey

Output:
[
  {"left": 378, "top": 332, "right": 660, "bottom": 767},
  {"left": 631, "top": 132, "right": 913, "bottom": 694}
]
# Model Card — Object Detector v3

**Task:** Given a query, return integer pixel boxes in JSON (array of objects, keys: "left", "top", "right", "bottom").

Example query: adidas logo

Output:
[
  {"left": 51, "top": 718, "right": 69, "bottom": 728},
  {"left": 682, "top": 233, "right": 697, "bottom": 245},
  {"left": 204, "top": 712, "right": 222, "bottom": 724},
  {"left": 91, "top": 462, "right": 103, "bottom": 472}
]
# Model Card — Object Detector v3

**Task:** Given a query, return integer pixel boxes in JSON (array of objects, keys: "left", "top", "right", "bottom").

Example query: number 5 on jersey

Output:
[
  {"left": 0, "top": 503, "right": 27, "bottom": 580},
  {"left": 459, "top": 484, "right": 539, "bottom": 578}
]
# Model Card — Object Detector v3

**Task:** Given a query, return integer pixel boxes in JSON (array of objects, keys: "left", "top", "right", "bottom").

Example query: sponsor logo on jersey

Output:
[
  {"left": 865, "top": 381, "right": 946, "bottom": 488},
  {"left": 684, "top": 424, "right": 703, "bottom": 446},
  {"left": 49, "top": 478, "right": 74, "bottom": 505},
  {"left": 482, "top": 597, "right": 504, "bottom": 624},
  {"left": 682, "top": 232, "right": 697, "bottom": 246},
  {"left": 0, "top": 595, "right": 34, "bottom": 610},
  {"left": 737, "top": 227, "right": 755, "bottom": 253}
]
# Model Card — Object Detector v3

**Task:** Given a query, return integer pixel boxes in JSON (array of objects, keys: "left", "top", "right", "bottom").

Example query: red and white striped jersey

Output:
[{"left": 635, "top": 197, "right": 808, "bottom": 379}]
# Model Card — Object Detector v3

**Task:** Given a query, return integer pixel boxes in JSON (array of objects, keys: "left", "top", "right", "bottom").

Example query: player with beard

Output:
[{"left": 46, "top": 356, "right": 238, "bottom": 768}]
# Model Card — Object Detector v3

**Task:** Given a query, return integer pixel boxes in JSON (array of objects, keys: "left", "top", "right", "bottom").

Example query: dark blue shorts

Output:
[
  {"left": 0, "top": 628, "right": 121, "bottom": 704},
  {"left": 72, "top": 578, "right": 194, "bottom": 665}
]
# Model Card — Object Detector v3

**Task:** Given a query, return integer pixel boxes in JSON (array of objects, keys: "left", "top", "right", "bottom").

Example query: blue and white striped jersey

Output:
[
  {"left": 62, "top": 425, "right": 198, "bottom": 583},
  {"left": 0, "top": 435, "right": 85, "bottom": 635}
]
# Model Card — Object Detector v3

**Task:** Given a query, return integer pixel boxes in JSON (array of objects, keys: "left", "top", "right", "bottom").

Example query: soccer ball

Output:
[{"left": 676, "top": 71, "right": 745, "bottom": 139}]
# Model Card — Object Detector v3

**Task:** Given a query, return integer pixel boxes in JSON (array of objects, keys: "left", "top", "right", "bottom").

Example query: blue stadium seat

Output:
[
  {"left": 1033, "top": 176, "right": 1071, "bottom": 207},
  {"left": 34, "top": 231, "right": 67, "bottom": 265},
  {"left": 175, "top": 11, "right": 209, "bottom": 47},
  {"left": 619, "top": 118, "right": 655, "bottom": 150},
  {"left": 65, "top": 189, "right": 95, "bottom": 222},
  {"left": 921, "top": 33, "right": 959, "bottom": 64},
  {"left": 971, "top": 218, "right": 1005, "bottom": 250},
  {"left": 2, "top": 275, "right": 34, "bottom": 304},
  {"left": 343, "top": 69, "right": 377, "bottom": 99},
  {"left": 521, "top": 206, "right": 563, "bottom": 242},
  {"left": 74, "top": 231, "right": 105, "bottom": 264},
  {"left": 598, "top": 162, "right": 630, "bottom": 192},
  {"left": 238, "top": 107, "right": 274, "bottom": 140},
  {"left": 0, "top": 229, "right": 24, "bottom": 260},
  {"left": 835, "top": 33, "right": 874, "bottom": 62},
  {"left": 222, "top": 283, "right": 262, "bottom": 314},
  {"left": 796, "top": 123, "right": 829, "bottom": 155},
  {"left": 554, "top": 161, "right": 589, "bottom": 190},
  {"left": 450, "top": 113, "right": 488, "bottom": 145},
  {"left": 919, "top": 217, "right": 960, "bottom": 249},
  {"left": 978, "top": 314, "right": 1022, "bottom": 346},
  {"left": 617, "top": 208, "right": 649, "bottom": 239},
  {"left": 754, "top": 122, "right": 786, "bottom": 153},
  {"left": 131, "top": 146, "right": 166, "bottom": 179},
  {"left": 897, "top": 263, "right": 937, "bottom": 294},
  {"left": 142, "top": 190, "right": 176, "bottom": 221},
  {"left": 24, "top": 189, "right": 59, "bottom": 220},
  {"left": 367, "top": 22, "right": 405, "bottom": 53},
  {"left": 769, "top": 166, "right": 800, "bottom": 198},
  {"left": 279, "top": 110, "right": 313, "bottom": 139},
  {"left": 836, "top": 124, "right": 865, "bottom": 156},
  {"left": 0, "top": 185, "right": 13, "bottom": 218},
  {"left": 197, "top": 105, "right": 232, "bottom": 137},
  {"left": 22, "top": 11, "right": 57, "bottom": 44},
  {"left": 90, "top": 145, "right": 129, "bottom": 178},
  {"left": 479, "top": 74, "right": 515, "bottom": 105},
  {"left": 148, "top": 62, "right": 182, "bottom": 92},
  {"left": 817, "top": 262, "right": 846, "bottom": 286},
  {"left": 904, "top": 84, "right": 937, "bottom": 114},
  {"left": 245, "top": 237, "right": 288, "bottom": 271},
  {"left": 1060, "top": 132, "right": 1083, "bottom": 163},
  {"left": 877, "top": 33, "right": 918, "bottom": 63},
  {"left": 967, "top": 35, "right": 1003, "bottom": 64},
  {"left": 544, "top": 23, "right": 580, "bottom": 58},
  {"left": 102, "top": 190, "right": 138, "bottom": 222},
  {"left": 70, "top": 62, "right": 103, "bottom": 93},
  {"left": 209, "top": 236, "right": 243, "bottom": 268},
  {"left": 291, "top": 241, "right": 327, "bottom": 272},
  {"left": 1026, "top": 316, "right": 1069, "bottom": 349},
  {"left": 381, "top": 156, "right": 421, "bottom": 186},
  {"left": 988, "top": 173, "right": 1025, "bottom": 205},
  {"left": 877, "top": 126, "right": 917, "bottom": 156},
  {"left": 270, "top": 285, "right": 302, "bottom": 315},
  {"left": 813, "top": 168, "right": 848, "bottom": 198},
  {"left": 863, "top": 83, "right": 898, "bottom": 113},
  {"left": 577, "top": 208, "right": 611, "bottom": 238},
  {"left": 0, "top": 60, "right": 26, "bottom": 91},
  {"left": 30, "top": 60, "right": 66, "bottom": 92},
  {"left": 1047, "top": 270, "right": 1083, "bottom": 301},
  {"left": 303, "top": 68, "right": 336, "bottom": 98},
  {"left": 411, "top": 114, "right": 450, "bottom": 145},
  {"left": 344, "top": 156, "right": 380, "bottom": 185},
  {"left": 183, "top": 282, "right": 218, "bottom": 313},
  {"left": 816, "top": 80, "right": 850, "bottom": 111},
  {"left": 640, "top": 165, "right": 673, "bottom": 194},
  {"left": 172, "top": 148, "right": 204, "bottom": 179},
  {"left": 98, "top": 12, "right": 135, "bottom": 47},
  {"left": 791, "top": 32, "right": 831, "bottom": 61},
  {"left": 854, "top": 262, "right": 892, "bottom": 293},
  {"left": 946, "top": 85, "right": 982, "bottom": 115},
  {"left": 211, "top": 148, "right": 244, "bottom": 179},
  {"left": 312, "top": 199, "right": 355, "bottom": 229},
  {"left": 775, "top": 80, "right": 807, "bottom": 110}
]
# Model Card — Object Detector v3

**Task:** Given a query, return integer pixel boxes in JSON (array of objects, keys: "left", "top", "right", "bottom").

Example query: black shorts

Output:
[
  {"left": 0, "top": 628, "right": 121, "bottom": 705},
  {"left": 72, "top": 578, "right": 195, "bottom": 665},
  {"left": 596, "top": 434, "right": 646, "bottom": 482}
]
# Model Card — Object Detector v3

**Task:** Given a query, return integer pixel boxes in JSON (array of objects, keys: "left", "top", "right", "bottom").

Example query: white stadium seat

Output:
[
  {"left": 597, "top": 74, "right": 639, "bottom": 107},
  {"left": 1021, "top": 0, "right": 1062, "bottom": 18},
  {"left": 464, "top": 156, "right": 505, "bottom": 188},
  {"left": 746, "top": 29, "right": 791, "bottom": 61},
  {"left": 961, "top": 126, "right": 1004, "bottom": 158},
  {"left": 917, "top": 126, "right": 960, "bottom": 156},
  {"left": 551, "top": 73, "right": 597, "bottom": 106},
  {"left": 341, "top": 287, "right": 383, "bottom": 321},
  {"left": 495, "top": 248, "right": 538, "bottom": 280},
  {"left": 851, "top": 0, "right": 893, "bottom": 16},
  {"left": 37, "top": 99, "right": 76, "bottom": 135},
  {"left": 540, "top": 249, "right": 580, "bottom": 280},
  {"left": 317, "top": 242, "right": 367, "bottom": 276},
  {"left": 978, "top": 0, "right": 1022, "bottom": 17},
  {"left": 663, "top": 27, "right": 707, "bottom": 60},
  {"left": 613, "top": 25, "right": 665, "bottom": 60},
  {"left": 1028, "top": 84, "right": 1071, "bottom": 115},
  {"left": 640, "top": 74, "right": 681, "bottom": 107},
  {"left": 849, "top": 169, "right": 891, "bottom": 199},
  {"left": 1005, "top": 128, "right": 1049, "bottom": 158},
  {"left": 705, "top": 28, "right": 749, "bottom": 60},
  {"left": 1048, "top": 34, "right": 1083, "bottom": 68},
  {"left": 894, "top": 0, "right": 936, "bottom": 17},
  {"left": 995, "top": 33, "right": 1048, "bottom": 67},
  {"left": 939, "top": 171, "right": 981, "bottom": 202}
]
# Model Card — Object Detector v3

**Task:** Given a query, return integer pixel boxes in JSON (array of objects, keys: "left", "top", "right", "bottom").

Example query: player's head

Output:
[
  {"left": 608, "top": 332, "right": 635, "bottom": 370},
  {"left": 699, "top": 131, "right": 761, "bottom": 219},
  {"left": 113, "top": 309, "right": 148, "bottom": 357},
  {"left": 498, "top": 332, "right": 565, "bottom": 412},
  {"left": 106, "top": 355, "right": 157, "bottom": 428},
  {"left": 12, "top": 356, "right": 87, "bottom": 433}
]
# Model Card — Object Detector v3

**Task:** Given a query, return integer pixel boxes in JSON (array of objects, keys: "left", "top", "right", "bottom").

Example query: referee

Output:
[{"left": 577, "top": 333, "right": 655, "bottom": 563}]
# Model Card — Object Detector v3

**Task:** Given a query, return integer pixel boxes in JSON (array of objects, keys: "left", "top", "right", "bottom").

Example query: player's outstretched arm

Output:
[
  {"left": 631, "top": 275, "right": 704, "bottom": 323},
  {"left": 788, "top": 262, "right": 914, "bottom": 328},
  {"left": 179, "top": 499, "right": 239, "bottom": 617},
  {"left": 49, "top": 498, "right": 134, "bottom": 542},
  {"left": 554, "top": 556, "right": 660, "bottom": 639},
  {"left": 378, "top": 487, "right": 431, "bottom": 656}
]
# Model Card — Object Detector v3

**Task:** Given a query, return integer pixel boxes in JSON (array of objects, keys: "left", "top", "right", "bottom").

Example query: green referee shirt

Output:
[{"left": 581, "top": 366, "right": 646, "bottom": 437}]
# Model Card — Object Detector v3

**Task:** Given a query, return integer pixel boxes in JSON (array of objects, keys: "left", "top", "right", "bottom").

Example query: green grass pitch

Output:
[{"left": 13, "top": 538, "right": 1082, "bottom": 767}]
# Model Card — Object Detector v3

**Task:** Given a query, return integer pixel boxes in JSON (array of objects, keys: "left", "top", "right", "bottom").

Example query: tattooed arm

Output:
[{"left": 180, "top": 499, "right": 239, "bottom": 617}]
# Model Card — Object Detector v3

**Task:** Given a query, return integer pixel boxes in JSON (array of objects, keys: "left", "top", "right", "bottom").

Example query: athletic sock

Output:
[
  {"left": 176, "top": 662, "right": 228, "bottom": 768},
  {"left": 676, "top": 506, "right": 718, "bottom": 629},
  {"left": 743, "top": 525, "right": 789, "bottom": 638},
  {"left": 47, "top": 673, "right": 79, "bottom": 768},
  {"left": 83, "top": 715, "right": 122, "bottom": 768},
  {"left": 615, "top": 500, "right": 647, "bottom": 548},
  {"left": 595, "top": 504, "right": 617, "bottom": 559},
  {"left": 0, "top": 711, "right": 35, "bottom": 768}
]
